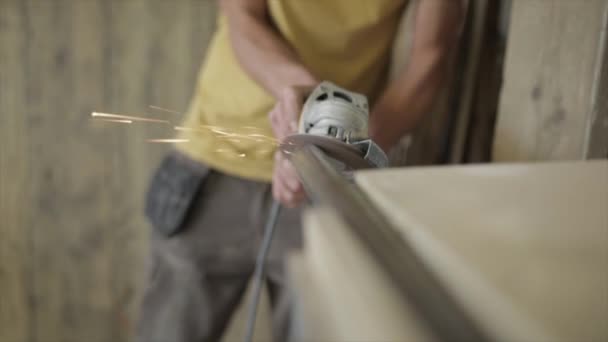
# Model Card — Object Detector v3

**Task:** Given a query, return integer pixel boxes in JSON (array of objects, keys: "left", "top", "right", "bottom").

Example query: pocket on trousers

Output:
[{"left": 144, "top": 152, "right": 211, "bottom": 237}]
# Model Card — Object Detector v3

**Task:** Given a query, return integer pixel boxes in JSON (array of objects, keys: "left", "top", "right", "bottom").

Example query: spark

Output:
[
  {"left": 209, "top": 128, "right": 233, "bottom": 136},
  {"left": 93, "top": 118, "right": 133, "bottom": 124},
  {"left": 174, "top": 125, "right": 239, "bottom": 135},
  {"left": 173, "top": 126, "right": 205, "bottom": 132},
  {"left": 146, "top": 139, "right": 190, "bottom": 143},
  {"left": 91, "top": 112, "right": 170, "bottom": 124},
  {"left": 173, "top": 124, "right": 279, "bottom": 145},
  {"left": 149, "top": 105, "right": 181, "bottom": 115}
]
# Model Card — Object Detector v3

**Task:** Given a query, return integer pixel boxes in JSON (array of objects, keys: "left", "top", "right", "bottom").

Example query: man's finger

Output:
[
  {"left": 269, "top": 105, "right": 287, "bottom": 140},
  {"left": 273, "top": 170, "right": 304, "bottom": 207},
  {"left": 284, "top": 99, "right": 300, "bottom": 131},
  {"left": 276, "top": 162, "right": 297, "bottom": 193},
  {"left": 275, "top": 173, "right": 296, "bottom": 207},
  {"left": 281, "top": 157, "right": 301, "bottom": 191}
]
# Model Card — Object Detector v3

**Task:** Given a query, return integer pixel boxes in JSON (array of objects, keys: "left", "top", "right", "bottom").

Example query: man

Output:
[{"left": 138, "top": 0, "right": 464, "bottom": 341}]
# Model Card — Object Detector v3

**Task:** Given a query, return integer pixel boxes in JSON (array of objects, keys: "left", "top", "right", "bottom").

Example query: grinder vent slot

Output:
[
  {"left": 316, "top": 93, "right": 328, "bottom": 101},
  {"left": 333, "top": 91, "right": 352, "bottom": 103}
]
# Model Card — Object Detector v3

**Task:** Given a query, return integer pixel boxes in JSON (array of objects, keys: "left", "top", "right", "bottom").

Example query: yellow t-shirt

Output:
[{"left": 177, "top": 0, "right": 406, "bottom": 181}]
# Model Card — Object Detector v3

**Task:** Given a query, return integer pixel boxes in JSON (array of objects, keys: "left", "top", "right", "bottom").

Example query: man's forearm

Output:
[
  {"left": 221, "top": 0, "right": 318, "bottom": 99},
  {"left": 369, "top": 51, "right": 448, "bottom": 152},
  {"left": 369, "top": 0, "right": 464, "bottom": 152}
]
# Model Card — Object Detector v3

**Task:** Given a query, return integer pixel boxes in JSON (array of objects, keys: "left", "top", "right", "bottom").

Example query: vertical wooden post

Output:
[{"left": 494, "top": 0, "right": 608, "bottom": 161}]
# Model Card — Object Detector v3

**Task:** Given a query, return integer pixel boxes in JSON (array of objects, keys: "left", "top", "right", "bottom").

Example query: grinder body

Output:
[{"left": 288, "top": 81, "right": 388, "bottom": 169}]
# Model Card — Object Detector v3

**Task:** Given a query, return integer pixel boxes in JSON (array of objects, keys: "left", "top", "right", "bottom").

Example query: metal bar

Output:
[{"left": 289, "top": 145, "right": 490, "bottom": 342}]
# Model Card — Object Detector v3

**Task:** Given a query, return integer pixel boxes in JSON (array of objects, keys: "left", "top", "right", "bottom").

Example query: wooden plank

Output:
[
  {"left": 0, "top": 1, "right": 31, "bottom": 341},
  {"left": 0, "top": 1, "right": 218, "bottom": 341},
  {"left": 21, "top": 0, "right": 127, "bottom": 340},
  {"left": 585, "top": 4, "right": 608, "bottom": 159},
  {"left": 449, "top": 0, "right": 489, "bottom": 163},
  {"left": 356, "top": 161, "right": 608, "bottom": 341},
  {"left": 463, "top": 0, "right": 506, "bottom": 163},
  {"left": 23, "top": 0, "right": 78, "bottom": 340},
  {"left": 290, "top": 208, "right": 431, "bottom": 341},
  {"left": 494, "top": 0, "right": 608, "bottom": 161}
]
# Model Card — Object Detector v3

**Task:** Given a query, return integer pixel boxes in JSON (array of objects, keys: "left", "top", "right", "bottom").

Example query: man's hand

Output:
[
  {"left": 268, "top": 85, "right": 313, "bottom": 140},
  {"left": 269, "top": 85, "right": 315, "bottom": 207},
  {"left": 221, "top": 0, "right": 318, "bottom": 206},
  {"left": 272, "top": 151, "right": 305, "bottom": 207}
]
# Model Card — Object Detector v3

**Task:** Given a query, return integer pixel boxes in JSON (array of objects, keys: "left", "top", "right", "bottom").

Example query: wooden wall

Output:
[
  {"left": 3, "top": 0, "right": 606, "bottom": 341},
  {"left": 0, "top": 1, "right": 217, "bottom": 341},
  {"left": 494, "top": 0, "right": 608, "bottom": 161}
]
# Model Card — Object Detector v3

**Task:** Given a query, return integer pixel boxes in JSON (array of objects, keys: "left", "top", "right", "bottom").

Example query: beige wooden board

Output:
[
  {"left": 0, "top": 1, "right": 217, "bottom": 341},
  {"left": 494, "top": 0, "right": 608, "bottom": 161},
  {"left": 288, "top": 207, "right": 431, "bottom": 341},
  {"left": 356, "top": 160, "right": 608, "bottom": 341}
]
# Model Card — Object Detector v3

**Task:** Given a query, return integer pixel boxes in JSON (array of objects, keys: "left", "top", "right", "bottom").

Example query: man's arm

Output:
[
  {"left": 220, "top": 0, "right": 318, "bottom": 100},
  {"left": 369, "top": 0, "right": 465, "bottom": 152},
  {"left": 220, "top": 0, "right": 315, "bottom": 206}
]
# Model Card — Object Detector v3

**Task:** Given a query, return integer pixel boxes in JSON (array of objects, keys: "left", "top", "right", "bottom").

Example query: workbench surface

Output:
[
  {"left": 287, "top": 160, "right": 607, "bottom": 342},
  {"left": 355, "top": 160, "right": 608, "bottom": 341}
]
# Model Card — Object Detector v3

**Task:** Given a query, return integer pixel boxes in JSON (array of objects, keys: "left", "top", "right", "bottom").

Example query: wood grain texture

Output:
[
  {"left": 0, "top": 1, "right": 217, "bottom": 341},
  {"left": 0, "top": 2, "right": 31, "bottom": 341},
  {"left": 356, "top": 161, "right": 608, "bottom": 341},
  {"left": 494, "top": 0, "right": 608, "bottom": 161},
  {"left": 290, "top": 208, "right": 431, "bottom": 341}
]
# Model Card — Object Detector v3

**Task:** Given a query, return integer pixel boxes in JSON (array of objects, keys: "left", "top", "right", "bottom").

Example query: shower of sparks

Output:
[
  {"left": 177, "top": 125, "right": 221, "bottom": 132},
  {"left": 93, "top": 118, "right": 133, "bottom": 124},
  {"left": 92, "top": 110, "right": 280, "bottom": 151},
  {"left": 146, "top": 139, "right": 190, "bottom": 143},
  {"left": 91, "top": 112, "right": 170, "bottom": 124},
  {"left": 149, "top": 105, "right": 182, "bottom": 115},
  {"left": 173, "top": 125, "right": 280, "bottom": 145}
]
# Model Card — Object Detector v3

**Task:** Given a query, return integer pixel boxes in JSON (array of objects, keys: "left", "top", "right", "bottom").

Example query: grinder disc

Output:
[{"left": 281, "top": 134, "right": 373, "bottom": 170}]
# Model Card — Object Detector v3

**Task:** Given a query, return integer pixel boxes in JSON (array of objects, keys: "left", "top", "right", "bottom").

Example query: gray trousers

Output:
[{"left": 137, "top": 151, "right": 302, "bottom": 342}]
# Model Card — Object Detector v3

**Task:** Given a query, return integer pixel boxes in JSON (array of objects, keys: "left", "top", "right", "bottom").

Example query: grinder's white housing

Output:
[{"left": 299, "top": 81, "right": 369, "bottom": 142}]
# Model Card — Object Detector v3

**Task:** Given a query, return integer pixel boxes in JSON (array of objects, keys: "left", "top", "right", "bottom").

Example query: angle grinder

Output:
[
  {"left": 283, "top": 81, "right": 388, "bottom": 170},
  {"left": 244, "top": 81, "right": 388, "bottom": 342}
]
